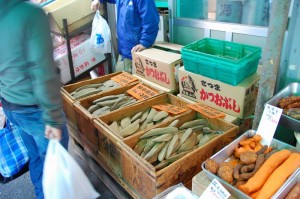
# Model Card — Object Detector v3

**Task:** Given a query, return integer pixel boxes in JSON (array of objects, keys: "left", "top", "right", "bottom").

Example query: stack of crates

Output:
[{"left": 181, "top": 38, "right": 261, "bottom": 86}]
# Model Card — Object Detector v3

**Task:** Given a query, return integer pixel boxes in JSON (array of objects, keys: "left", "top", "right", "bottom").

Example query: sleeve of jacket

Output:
[
  {"left": 25, "top": 6, "right": 64, "bottom": 128},
  {"left": 138, "top": 0, "right": 159, "bottom": 48}
]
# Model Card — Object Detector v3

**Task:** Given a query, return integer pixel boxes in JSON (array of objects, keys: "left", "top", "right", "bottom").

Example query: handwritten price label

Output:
[
  {"left": 152, "top": 103, "right": 189, "bottom": 115},
  {"left": 111, "top": 72, "right": 138, "bottom": 86},
  {"left": 257, "top": 104, "right": 282, "bottom": 146},
  {"left": 199, "top": 179, "right": 230, "bottom": 199},
  {"left": 127, "top": 83, "right": 160, "bottom": 100},
  {"left": 187, "top": 103, "right": 225, "bottom": 119}
]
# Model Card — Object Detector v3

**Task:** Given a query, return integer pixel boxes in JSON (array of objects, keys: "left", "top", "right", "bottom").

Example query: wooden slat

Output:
[{"left": 93, "top": 119, "right": 124, "bottom": 177}]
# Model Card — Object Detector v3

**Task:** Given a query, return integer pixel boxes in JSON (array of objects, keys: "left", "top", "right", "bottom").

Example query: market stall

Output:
[{"left": 35, "top": 0, "right": 300, "bottom": 198}]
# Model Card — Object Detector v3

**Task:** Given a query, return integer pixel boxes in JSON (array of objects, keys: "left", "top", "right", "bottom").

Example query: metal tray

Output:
[
  {"left": 266, "top": 82, "right": 300, "bottom": 131},
  {"left": 201, "top": 130, "right": 299, "bottom": 199},
  {"left": 272, "top": 168, "right": 300, "bottom": 198}
]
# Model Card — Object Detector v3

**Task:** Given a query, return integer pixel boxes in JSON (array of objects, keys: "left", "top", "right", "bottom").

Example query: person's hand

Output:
[
  {"left": 45, "top": 125, "right": 62, "bottom": 141},
  {"left": 91, "top": 0, "right": 100, "bottom": 11},
  {"left": 131, "top": 44, "right": 146, "bottom": 53}
]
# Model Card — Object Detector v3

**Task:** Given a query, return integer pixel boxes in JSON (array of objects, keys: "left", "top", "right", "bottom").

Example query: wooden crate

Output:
[
  {"left": 120, "top": 111, "right": 238, "bottom": 199},
  {"left": 61, "top": 71, "right": 130, "bottom": 130},
  {"left": 73, "top": 82, "right": 162, "bottom": 153},
  {"left": 93, "top": 94, "right": 190, "bottom": 184}
]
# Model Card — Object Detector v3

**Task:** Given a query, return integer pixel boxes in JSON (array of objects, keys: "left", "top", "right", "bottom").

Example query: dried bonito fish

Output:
[
  {"left": 86, "top": 93, "right": 136, "bottom": 117},
  {"left": 70, "top": 80, "right": 120, "bottom": 99},
  {"left": 132, "top": 118, "right": 224, "bottom": 171},
  {"left": 107, "top": 108, "right": 174, "bottom": 138}
]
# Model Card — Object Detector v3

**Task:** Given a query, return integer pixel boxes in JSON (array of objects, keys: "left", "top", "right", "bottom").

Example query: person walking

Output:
[
  {"left": 0, "top": 1, "right": 69, "bottom": 199},
  {"left": 91, "top": 0, "right": 159, "bottom": 73}
]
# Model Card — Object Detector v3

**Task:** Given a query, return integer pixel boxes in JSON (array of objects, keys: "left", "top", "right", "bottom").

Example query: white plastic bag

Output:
[
  {"left": 43, "top": 140, "right": 100, "bottom": 199},
  {"left": 153, "top": 183, "right": 198, "bottom": 199},
  {"left": 90, "top": 10, "right": 111, "bottom": 54}
]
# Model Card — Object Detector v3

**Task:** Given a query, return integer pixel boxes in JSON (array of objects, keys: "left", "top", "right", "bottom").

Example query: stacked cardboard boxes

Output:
[{"left": 132, "top": 42, "right": 183, "bottom": 92}]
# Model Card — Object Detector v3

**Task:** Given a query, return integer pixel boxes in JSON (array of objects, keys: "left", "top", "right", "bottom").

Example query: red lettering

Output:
[
  {"left": 232, "top": 99, "right": 240, "bottom": 113},
  {"left": 72, "top": 53, "right": 78, "bottom": 59},
  {"left": 200, "top": 89, "right": 208, "bottom": 100},
  {"left": 208, "top": 93, "right": 214, "bottom": 102},
  {"left": 145, "top": 66, "right": 170, "bottom": 84},
  {"left": 214, "top": 94, "right": 223, "bottom": 107},
  {"left": 199, "top": 89, "right": 241, "bottom": 113}
]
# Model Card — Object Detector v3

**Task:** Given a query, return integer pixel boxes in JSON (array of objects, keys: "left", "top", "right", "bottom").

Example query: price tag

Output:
[
  {"left": 187, "top": 103, "right": 225, "bottom": 119},
  {"left": 127, "top": 83, "right": 160, "bottom": 100},
  {"left": 257, "top": 104, "right": 283, "bottom": 146},
  {"left": 111, "top": 72, "right": 138, "bottom": 86},
  {"left": 199, "top": 179, "right": 230, "bottom": 199},
  {"left": 152, "top": 103, "right": 189, "bottom": 115}
]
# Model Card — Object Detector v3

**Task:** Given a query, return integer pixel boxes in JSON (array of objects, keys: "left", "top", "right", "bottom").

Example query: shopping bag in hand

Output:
[
  {"left": 90, "top": 10, "right": 111, "bottom": 54},
  {"left": 43, "top": 140, "right": 100, "bottom": 199}
]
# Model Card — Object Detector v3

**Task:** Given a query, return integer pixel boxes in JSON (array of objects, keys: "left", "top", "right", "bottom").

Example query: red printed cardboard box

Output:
[
  {"left": 53, "top": 33, "right": 105, "bottom": 84},
  {"left": 178, "top": 66, "right": 259, "bottom": 118},
  {"left": 132, "top": 43, "right": 183, "bottom": 90}
]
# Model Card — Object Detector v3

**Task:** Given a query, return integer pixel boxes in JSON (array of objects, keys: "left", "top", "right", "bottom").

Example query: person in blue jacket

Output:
[{"left": 91, "top": 0, "right": 159, "bottom": 73}]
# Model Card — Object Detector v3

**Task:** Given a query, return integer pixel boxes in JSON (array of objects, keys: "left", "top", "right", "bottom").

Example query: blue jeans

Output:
[{"left": 1, "top": 98, "right": 69, "bottom": 199}]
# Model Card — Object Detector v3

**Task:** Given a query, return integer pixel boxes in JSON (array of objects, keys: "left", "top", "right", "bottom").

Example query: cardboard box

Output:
[
  {"left": 53, "top": 33, "right": 105, "bottom": 84},
  {"left": 178, "top": 67, "right": 259, "bottom": 118},
  {"left": 43, "top": 0, "right": 95, "bottom": 34},
  {"left": 132, "top": 43, "right": 183, "bottom": 90}
]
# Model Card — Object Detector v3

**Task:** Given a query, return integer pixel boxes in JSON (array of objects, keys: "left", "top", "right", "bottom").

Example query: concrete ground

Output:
[{"left": 0, "top": 139, "right": 117, "bottom": 199}]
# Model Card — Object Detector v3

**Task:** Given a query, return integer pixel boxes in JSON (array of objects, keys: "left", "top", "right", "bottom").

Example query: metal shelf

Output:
[
  {"left": 58, "top": 14, "right": 112, "bottom": 84},
  {"left": 51, "top": 20, "right": 93, "bottom": 38}
]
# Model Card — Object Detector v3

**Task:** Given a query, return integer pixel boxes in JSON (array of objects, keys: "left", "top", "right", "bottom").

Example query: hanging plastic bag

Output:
[
  {"left": 90, "top": 10, "right": 111, "bottom": 54},
  {"left": 43, "top": 140, "right": 100, "bottom": 199}
]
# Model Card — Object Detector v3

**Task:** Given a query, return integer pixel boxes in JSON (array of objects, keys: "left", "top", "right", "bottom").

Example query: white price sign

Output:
[
  {"left": 199, "top": 179, "right": 230, "bottom": 199},
  {"left": 257, "top": 104, "right": 283, "bottom": 146}
]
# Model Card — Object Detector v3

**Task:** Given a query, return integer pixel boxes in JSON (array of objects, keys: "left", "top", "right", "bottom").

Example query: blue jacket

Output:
[{"left": 101, "top": 0, "right": 159, "bottom": 59}]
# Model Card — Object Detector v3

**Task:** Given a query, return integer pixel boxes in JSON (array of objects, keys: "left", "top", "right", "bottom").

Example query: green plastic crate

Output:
[{"left": 181, "top": 38, "right": 261, "bottom": 85}]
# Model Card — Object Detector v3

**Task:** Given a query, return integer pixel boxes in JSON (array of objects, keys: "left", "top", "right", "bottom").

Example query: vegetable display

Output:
[
  {"left": 204, "top": 134, "right": 300, "bottom": 199},
  {"left": 278, "top": 96, "right": 300, "bottom": 120}
]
